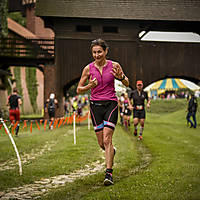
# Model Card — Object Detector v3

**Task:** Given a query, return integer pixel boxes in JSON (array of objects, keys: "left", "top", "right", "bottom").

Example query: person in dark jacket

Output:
[
  {"left": 44, "top": 93, "right": 58, "bottom": 129},
  {"left": 186, "top": 94, "right": 198, "bottom": 128}
]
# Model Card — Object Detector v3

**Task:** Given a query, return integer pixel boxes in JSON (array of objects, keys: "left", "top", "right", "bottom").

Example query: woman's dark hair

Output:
[
  {"left": 13, "top": 87, "right": 18, "bottom": 93},
  {"left": 90, "top": 38, "right": 109, "bottom": 51}
]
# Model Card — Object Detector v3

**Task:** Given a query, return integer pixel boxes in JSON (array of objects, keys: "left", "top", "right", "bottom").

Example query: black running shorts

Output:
[
  {"left": 123, "top": 109, "right": 132, "bottom": 116},
  {"left": 48, "top": 109, "right": 55, "bottom": 118},
  {"left": 133, "top": 109, "right": 146, "bottom": 119},
  {"left": 90, "top": 100, "right": 118, "bottom": 132}
]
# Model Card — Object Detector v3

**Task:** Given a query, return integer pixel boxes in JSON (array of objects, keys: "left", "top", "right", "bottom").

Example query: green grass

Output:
[{"left": 0, "top": 99, "right": 200, "bottom": 199}]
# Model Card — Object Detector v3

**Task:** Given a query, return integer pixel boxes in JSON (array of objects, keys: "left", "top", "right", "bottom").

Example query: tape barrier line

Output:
[{"left": 0, "top": 112, "right": 90, "bottom": 134}]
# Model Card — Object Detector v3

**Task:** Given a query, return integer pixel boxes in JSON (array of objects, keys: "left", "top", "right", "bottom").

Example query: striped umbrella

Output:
[
  {"left": 145, "top": 78, "right": 187, "bottom": 97},
  {"left": 158, "top": 78, "right": 187, "bottom": 90}
]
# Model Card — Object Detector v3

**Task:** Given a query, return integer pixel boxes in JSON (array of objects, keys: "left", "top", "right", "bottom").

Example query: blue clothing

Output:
[
  {"left": 186, "top": 96, "right": 197, "bottom": 128},
  {"left": 186, "top": 112, "right": 197, "bottom": 128}
]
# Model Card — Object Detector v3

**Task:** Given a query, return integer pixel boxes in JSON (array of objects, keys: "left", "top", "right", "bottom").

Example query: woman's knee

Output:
[
  {"left": 103, "top": 133, "right": 113, "bottom": 147},
  {"left": 103, "top": 138, "right": 112, "bottom": 148}
]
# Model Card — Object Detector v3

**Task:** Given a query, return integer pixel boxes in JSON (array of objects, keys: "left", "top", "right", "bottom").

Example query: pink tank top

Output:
[{"left": 89, "top": 60, "right": 117, "bottom": 101}]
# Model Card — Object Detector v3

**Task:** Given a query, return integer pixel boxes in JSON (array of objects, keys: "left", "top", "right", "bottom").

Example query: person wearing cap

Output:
[
  {"left": 44, "top": 93, "right": 58, "bottom": 129},
  {"left": 129, "top": 80, "right": 150, "bottom": 140},
  {"left": 6, "top": 87, "right": 22, "bottom": 136},
  {"left": 77, "top": 38, "right": 129, "bottom": 186}
]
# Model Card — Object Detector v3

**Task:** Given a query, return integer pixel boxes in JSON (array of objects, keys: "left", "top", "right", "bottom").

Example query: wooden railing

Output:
[{"left": 0, "top": 37, "right": 54, "bottom": 59}]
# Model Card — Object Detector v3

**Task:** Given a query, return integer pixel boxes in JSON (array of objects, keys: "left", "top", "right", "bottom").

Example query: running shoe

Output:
[
  {"left": 104, "top": 172, "right": 114, "bottom": 186},
  {"left": 134, "top": 129, "right": 137, "bottom": 136},
  {"left": 138, "top": 135, "right": 143, "bottom": 140},
  {"left": 15, "top": 125, "right": 19, "bottom": 136}
]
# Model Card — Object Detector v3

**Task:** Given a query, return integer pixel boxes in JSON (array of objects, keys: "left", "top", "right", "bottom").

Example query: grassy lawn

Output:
[{"left": 0, "top": 99, "right": 199, "bottom": 199}]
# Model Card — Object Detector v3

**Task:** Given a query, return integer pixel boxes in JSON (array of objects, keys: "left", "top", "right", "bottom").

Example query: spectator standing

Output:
[{"left": 186, "top": 94, "right": 198, "bottom": 128}]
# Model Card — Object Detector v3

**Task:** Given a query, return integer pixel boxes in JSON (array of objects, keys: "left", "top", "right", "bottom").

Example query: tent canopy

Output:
[
  {"left": 150, "top": 78, "right": 187, "bottom": 90},
  {"left": 144, "top": 78, "right": 200, "bottom": 97}
]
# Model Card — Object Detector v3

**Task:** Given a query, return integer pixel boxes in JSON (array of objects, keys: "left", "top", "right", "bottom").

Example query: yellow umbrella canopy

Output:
[
  {"left": 150, "top": 78, "right": 186, "bottom": 89},
  {"left": 149, "top": 78, "right": 187, "bottom": 96}
]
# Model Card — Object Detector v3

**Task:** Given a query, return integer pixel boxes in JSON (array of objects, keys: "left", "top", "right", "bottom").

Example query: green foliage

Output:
[
  {"left": 0, "top": 67, "right": 12, "bottom": 92},
  {"left": 8, "top": 12, "right": 26, "bottom": 27},
  {"left": 25, "top": 67, "right": 38, "bottom": 113},
  {"left": 13, "top": 67, "right": 24, "bottom": 112},
  {"left": 147, "top": 98, "right": 186, "bottom": 114},
  {"left": 66, "top": 82, "right": 78, "bottom": 97},
  {"left": 0, "top": 0, "right": 8, "bottom": 37},
  {"left": 6, "top": 79, "right": 12, "bottom": 95}
]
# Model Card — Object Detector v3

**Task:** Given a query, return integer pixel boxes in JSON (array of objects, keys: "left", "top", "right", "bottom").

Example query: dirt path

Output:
[{"left": 0, "top": 159, "right": 105, "bottom": 200}]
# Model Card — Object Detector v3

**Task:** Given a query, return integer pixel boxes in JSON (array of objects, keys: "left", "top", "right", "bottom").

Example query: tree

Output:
[{"left": 0, "top": 0, "right": 8, "bottom": 37}]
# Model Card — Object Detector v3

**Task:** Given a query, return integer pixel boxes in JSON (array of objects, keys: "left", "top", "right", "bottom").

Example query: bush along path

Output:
[{"left": 0, "top": 126, "right": 152, "bottom": 200}]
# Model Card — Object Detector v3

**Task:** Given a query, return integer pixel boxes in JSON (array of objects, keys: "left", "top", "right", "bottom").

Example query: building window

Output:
[
  {"left": 103, "top": 26, "right": 118, "bottom": 33},
  {"left": 76, "top": 25, "right": 91, "bottom": 32}
]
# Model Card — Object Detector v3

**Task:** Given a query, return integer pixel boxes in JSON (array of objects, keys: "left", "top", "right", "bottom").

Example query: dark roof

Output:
[{"left": 36, "top": 0, "right": 200, "bottom": 22}]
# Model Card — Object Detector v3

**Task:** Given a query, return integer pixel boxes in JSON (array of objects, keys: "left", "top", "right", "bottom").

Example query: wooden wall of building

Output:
[
  {"left": 45, "top": 17, "right": 200, "bottom": 117},
  {"left": 55, "top": 38, "right": 200, "bottom": 90}
]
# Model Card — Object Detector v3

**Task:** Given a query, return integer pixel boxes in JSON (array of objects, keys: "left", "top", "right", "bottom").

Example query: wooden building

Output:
[
  {"left": 36, "top": 0, "right": 200, "bottom": 116},
  {"left": 0, "top": 0, "right": 55, "bottom": 116}
]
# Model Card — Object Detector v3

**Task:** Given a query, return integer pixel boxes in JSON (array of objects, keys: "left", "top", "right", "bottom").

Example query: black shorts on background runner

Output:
[
  {"left": 48, "top": 109, "right": 55, "bottom": 118},
  {"left": 90, "top": 100, "right": 118, "bottom": 132},
  {"left": 133, "top": 109, "right": 146, "bottom": 119},
  {"left": 123, "top": 109, "right": 132, "bottom": 116}
]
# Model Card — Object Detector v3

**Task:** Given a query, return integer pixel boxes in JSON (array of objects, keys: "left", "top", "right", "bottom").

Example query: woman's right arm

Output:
[{"left": 76, "top": 65, "right": 97, "bottom": 94}]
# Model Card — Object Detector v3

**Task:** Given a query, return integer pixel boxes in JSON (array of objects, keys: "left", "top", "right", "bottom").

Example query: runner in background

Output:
[
  {"left": 118, "top": 93, "right": 124, "bottom": 125},
  {"left": 122, "top": 93, "right": 132, "bottom": 128},
  {"left": 129, "top": 80, "right": 150, "bottom": 140},
  {"left": 44, "top": 93, "right": 58, "bottom": 130},
  {"left": 77, "top": 99, "right": 83, "bottom": 117},
  {"left": 7, "top": 87, "right": 22, "bottom": 136}
]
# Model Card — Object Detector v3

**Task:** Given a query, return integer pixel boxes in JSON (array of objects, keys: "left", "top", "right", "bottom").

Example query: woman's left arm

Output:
[{"left": 111, "top": 62, "right": 129, "bottom": 87}]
